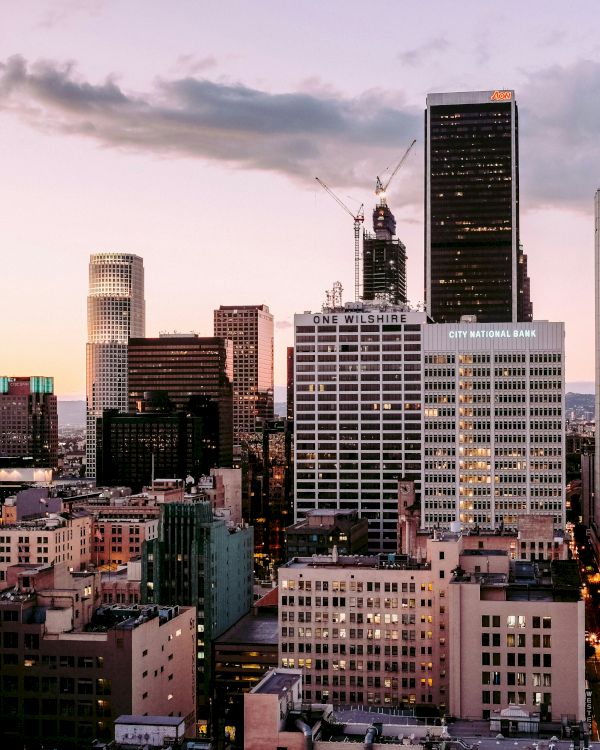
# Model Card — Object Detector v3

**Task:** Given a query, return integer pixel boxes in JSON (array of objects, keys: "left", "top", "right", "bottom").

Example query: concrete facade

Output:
[
  {"left": 422, "top": 321, "right": 565, "bottom": 530},
  {"left": 294, "top": 304, "right": 426, "bottom": 552},
  {"left": 0, "top": 511, "right": 92, "bottom": 584}
]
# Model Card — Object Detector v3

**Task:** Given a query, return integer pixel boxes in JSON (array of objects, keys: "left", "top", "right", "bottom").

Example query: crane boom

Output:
[
  {"left": 315, "top": 177, "right": 364, "bottom": 301},
  {"left": 375, "top": 138, "right": 416, "bottom": 204}
]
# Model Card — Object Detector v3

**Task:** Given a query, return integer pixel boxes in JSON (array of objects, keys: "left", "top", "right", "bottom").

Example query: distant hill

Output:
[
  {"left": 565, "top": 392, "right": 594, "bottom": 417},
  {"left": 58, "top": 400, "right": 86, "bottom": 428}
]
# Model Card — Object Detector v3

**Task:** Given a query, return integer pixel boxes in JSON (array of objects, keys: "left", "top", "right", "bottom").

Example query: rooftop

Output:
[
  {"left": 252, "top": 670, "right": 300, "bottom": 697},
  {"left": 214, "top": 610, "right": 278, "bottom": 646},
  {"left": 115, "top": 715, "right": 184, "bottom": 727},
  {"left": 284, "top": 553, "right": 430, "bottom": 571}
]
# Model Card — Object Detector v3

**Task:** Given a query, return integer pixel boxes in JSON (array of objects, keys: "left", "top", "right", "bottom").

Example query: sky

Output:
[{"left": 1, "top": 0, "right": 598, "bottom": 397}]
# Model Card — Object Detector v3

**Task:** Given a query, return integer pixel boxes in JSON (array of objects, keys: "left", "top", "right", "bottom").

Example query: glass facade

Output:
[{"left": 425, "top": 91, "right": 532, "bottom": 323}]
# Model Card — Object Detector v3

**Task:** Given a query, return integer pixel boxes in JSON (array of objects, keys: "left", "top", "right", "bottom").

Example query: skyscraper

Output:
[
  {"left": 128, "top": 334, "right": 234, "bottom": 467},
  {"left": 362, "top": 203, "right": 407, "bottom": 304},
  {"left": 0, "top": 376, "right": 58, "bottom": 468},
  {"left": 595, "top": 190, "right": 600, "bottom": 533},
  {"left": 86, "top": 253, "right": 145, "bottom": 478},
  {"left": 425, "top": 90, "right": 532, "bottom": 323},
  {"left": 293, "top": 302, "right": 426, "bottom": 552},
  {"left": 422, "top": 319, "right": 565, "bottom": 530},
  {"left": 213, "top": 305, "right": 274, "bottom": 444}
]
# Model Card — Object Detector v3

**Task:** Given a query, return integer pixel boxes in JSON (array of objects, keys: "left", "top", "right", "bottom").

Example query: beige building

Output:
[
  {"left": 0, "top": 510, "right": 92, "bottom": 583},
  {"left": 279, "top": 534, "right": 584, "bottom": 722},
  {"left": 244, "top": 668, "right": 447, "bottom": 750},
  {"left": 278, "top": 538, "right": 457, "bottom": 710},
  {"left": 0, "top": 561, "right": 196, "bottom": 748},
  {"left": 448, "top": 560, "right": 584, "bottom": 722}
]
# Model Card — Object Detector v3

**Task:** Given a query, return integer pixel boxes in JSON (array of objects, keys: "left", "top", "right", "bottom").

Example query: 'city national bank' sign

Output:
[{"left": 449, "top": 329, "right": 537, "bottom": 340}]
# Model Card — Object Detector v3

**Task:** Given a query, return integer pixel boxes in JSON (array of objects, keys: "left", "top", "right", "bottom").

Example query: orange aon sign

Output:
[{"left": 490, "top": 90, "right": 512, "bottom": 101}]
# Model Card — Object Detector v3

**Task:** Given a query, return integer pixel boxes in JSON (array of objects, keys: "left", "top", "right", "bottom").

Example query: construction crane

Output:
[
  {"left": 375, "top": 138, "right": 416, "bottom": 206},
  {"left": 315, "top": 177, "right": 364, "bottom": 301}
]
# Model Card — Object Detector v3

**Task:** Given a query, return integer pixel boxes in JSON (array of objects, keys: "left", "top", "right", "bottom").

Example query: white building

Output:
[
  {"left": 422, "top": 321, "right": 565, "bottom": 530},
  {"left": 86, "top": 253, "right": 145, "bottom": 478},
  {"left": 293, "top": 303, "right": 427, "bottom": 551}
]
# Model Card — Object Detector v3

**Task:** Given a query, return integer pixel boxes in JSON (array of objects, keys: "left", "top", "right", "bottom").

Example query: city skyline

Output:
[{"left": 1, "top": 1, "right": 599, "bottom": 396}]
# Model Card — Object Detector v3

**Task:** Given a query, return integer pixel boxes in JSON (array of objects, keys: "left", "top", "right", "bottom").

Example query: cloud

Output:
[
  {"left": 1, "top": 55, "right": 598, "bottom": 214},
  {"left": 171, "top": 55, "right": 218, "bottom": 76},
  {"left": 0, "top": 55, "right": 420, "bottom": 194},
  {"left": 36, "top": 0, "right": 104, "bottom": 29},
  {"left": 519, "top": 59, "right": 600, "bottom": 211},
  {"left": 276, "top": 320, "right": 292, "bottom": 330},
  {"left": 398, "top": 38, "right": 450, "bottom": 67}
]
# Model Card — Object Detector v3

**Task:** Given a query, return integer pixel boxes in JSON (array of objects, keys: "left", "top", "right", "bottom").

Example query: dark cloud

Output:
[
  {"left": 398, "top": 38, "right": 450, "bottom": 67},
  {"left": 0, "top": 55, "right": 597, "bottom": 213},
  {"left": 519, "top": 59, "right": 600, "bottom": 211},
  {"left": 0, "top": 55, "right": 420, "bottom": 191}
]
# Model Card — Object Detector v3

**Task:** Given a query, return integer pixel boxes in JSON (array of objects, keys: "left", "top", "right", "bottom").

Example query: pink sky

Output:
[{"left": 0, "top": 1, "right": 598, "bottom": 396}]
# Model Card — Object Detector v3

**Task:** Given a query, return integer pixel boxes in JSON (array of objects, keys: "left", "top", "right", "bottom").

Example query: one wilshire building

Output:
[
  {"left": 425, "top": 90, "right": 532, "bottom": 323},
  {"left": 294, "top": 302, "right": 426, "bottom": 552}
]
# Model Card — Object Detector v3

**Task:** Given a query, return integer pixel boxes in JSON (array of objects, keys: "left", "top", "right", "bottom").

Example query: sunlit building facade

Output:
[
  {"left": 213, "top": 305, "right": 274, "bottom": 444},
  {"left": 86, "top": 253, "right": 145, "bottom": 478}
]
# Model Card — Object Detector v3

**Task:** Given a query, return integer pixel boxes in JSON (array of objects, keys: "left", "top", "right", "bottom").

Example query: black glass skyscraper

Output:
[{"left": 425, "top": 90, "right": 532, "bottom": 323}]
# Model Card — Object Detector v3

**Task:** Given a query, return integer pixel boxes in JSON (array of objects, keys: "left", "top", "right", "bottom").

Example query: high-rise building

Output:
[
  {"left": 95, "top": 407, "right": 220, "bottom": 492},
  {"left": 425, "top": 90, "right": 532, "bottom": 323},
  {"left": 214, "top": 305, "right": 274, "bottom": 443},
  {"left": 0, "top": 376, "right": 57, "bottom": 468},
  {"left": 142, "top": 501, "right": 253, "bottom": 725},
  {"left": 422, "top": 320, "right": 565, "bottom": 530},
  {"left": 362, "top": 203, "right": 407, "bottom": 304},
  {"left": 293, "top": 302, "right": 426, "bottom": 552},
  {"left": 86, "top": 253, "right": 145, "bottom": 479},
  {"left": 595, "top": 190, "right": 600, "bottom": 545},
  {"left": 286, "top": 346, "right": 294, "bottom": 420},
  {"left": 128, "top": 334, "right": 233, "bottom": 467}
]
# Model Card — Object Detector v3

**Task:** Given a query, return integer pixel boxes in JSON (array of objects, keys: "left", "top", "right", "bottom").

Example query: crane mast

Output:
[{"left": 315, "top": 177, "right": 364, "bottom": 301}]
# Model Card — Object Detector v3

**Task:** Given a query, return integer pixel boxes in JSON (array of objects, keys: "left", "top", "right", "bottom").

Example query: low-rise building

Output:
[
  {"left": 279, "top": 534, "right": 584, "bottom": 722},
  {"left": 285, "top": 509, "right": 369, "bottom": 559},
  {"left": 213, "top": 591, "right": 279, "bottom": 744},
  {"left": 448, "top": 559, "right": 584, "bottom": 723},
  {"left": 0, "top": 510, "right": 92, "bottom": 583},
  {"left": 0, "top": 563, "right": 196, "bottom": 749}
]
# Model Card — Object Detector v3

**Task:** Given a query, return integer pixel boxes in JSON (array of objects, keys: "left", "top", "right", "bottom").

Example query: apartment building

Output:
[
  {"left": 279, "top": 535, "right": 584, "bottom": 721},
  {"left": 0, "top": 511, "right": 92, "bottom": 583},
  {"left": 0, "top": 563, "right": 196, "bottom": 749}
]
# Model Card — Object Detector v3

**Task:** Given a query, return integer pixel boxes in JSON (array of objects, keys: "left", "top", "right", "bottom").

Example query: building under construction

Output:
[{"left": 362, "top": 202, "right": 407, "bottom": 304}]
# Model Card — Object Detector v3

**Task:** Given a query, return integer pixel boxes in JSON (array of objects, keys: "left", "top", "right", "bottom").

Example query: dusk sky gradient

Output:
[{"left": 1, "top": 1, "right": 598, "bottom": 397}]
